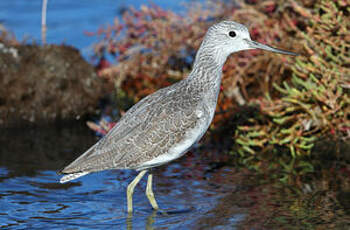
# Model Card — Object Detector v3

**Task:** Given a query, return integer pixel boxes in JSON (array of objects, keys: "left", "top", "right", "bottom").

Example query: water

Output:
[
  {"left": 0, "top": 123, "right": 244, "bottom": 229},
  {"left": 0, "top": 169, "right": 227, "bottom": 229},
  {"left": 0, "top": 0, "right": 189, "bottom": 58},
  {"left": 1, "top": 124, "right": 348, "bottom": 229}
]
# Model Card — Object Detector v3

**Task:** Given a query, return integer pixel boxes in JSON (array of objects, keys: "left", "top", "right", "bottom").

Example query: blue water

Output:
[
  {"left": 0, "top": 0, "right": 188, "bottom": 58},
  {"left": 0, "top": 167, "right": 237, "bottom": 229},
  {"left": 0, "top": 123, "right": 243, "bottom": 229}
]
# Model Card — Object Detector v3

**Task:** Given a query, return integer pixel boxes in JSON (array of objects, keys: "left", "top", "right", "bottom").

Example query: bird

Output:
[{"left": 58, "top": 21, "right": 298, "bottom": 213}]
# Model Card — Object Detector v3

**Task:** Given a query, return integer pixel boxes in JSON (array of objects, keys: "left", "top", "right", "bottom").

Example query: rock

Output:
[{"left": 0, "top": 44, "right": 104, "bottom": 126}]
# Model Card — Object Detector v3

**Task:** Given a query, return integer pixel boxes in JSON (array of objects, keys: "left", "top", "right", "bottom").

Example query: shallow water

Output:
[
  {"left": 1, "top": 124, "right": 349, "bottom": 229},
  {"left": 0, "top": 123, "right": 244, "bottom": 229}
]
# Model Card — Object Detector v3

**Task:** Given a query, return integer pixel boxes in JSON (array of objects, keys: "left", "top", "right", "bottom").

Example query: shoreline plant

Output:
[{"left": 88, "top": 0, "right": 349, "bottom": 181}]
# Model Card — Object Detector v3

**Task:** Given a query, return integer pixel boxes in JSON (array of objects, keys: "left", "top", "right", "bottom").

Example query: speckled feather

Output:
[{"left": 61, "top": 73, "right": 219, "bottom": 174}]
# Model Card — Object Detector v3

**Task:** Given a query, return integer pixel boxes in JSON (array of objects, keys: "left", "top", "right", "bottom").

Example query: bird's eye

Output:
[{"left": 228, "top": 31, "right": 236, "bottom": 38}]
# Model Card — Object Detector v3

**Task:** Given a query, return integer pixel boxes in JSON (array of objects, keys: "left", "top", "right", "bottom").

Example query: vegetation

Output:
[
  {"left": 0, "top": 24, "right": 19, "bottom": 45},
  {"left": 89, "top": 0, "right": 349, "bottom": 186},
  {"left": 233, "top": 0, "right": 349, "bottom": 180}
]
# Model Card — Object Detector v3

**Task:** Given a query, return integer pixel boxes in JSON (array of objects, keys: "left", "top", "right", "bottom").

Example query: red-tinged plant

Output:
[
  {"left": 89, "top": 0, "right": 298, "bottom": 122},
  {"left": 0, "top": 24, "right": 19, "bottom": 46},
  {"left": 88, "top": 0, "right": 349, "bottom": 181}
]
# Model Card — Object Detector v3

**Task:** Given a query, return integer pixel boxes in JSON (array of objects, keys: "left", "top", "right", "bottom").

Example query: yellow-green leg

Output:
[
  {"left": 127, "top": 170, "right": 147, "bottom": 213},
  {"left": 146, "top": 173, "right": 159, "bottom": 210}
]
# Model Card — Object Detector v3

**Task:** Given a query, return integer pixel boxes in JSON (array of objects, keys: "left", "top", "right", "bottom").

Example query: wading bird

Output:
[{"left": 59, "top": 21, "right": 297, "bottom": 213}]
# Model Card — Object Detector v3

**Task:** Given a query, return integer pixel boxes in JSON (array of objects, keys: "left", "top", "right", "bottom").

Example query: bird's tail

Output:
[{"left": 59, "top": 171, "right": 89, "bottom": 183}]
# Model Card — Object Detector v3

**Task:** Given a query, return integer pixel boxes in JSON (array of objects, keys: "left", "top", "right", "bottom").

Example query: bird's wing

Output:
[
  {"left": 60, "top": 83, "right": 202, "bottom": 174},
  {"left": 60, "top": 86, "right": 169, "bottom": 174}
]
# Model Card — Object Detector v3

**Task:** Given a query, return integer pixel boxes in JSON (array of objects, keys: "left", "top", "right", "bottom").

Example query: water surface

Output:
[
  {"left": 0, "top": 123, "right": 244, "bottom": 229},
  {"left": 0, "top": 0, "right": 191, "bottom": 58}
]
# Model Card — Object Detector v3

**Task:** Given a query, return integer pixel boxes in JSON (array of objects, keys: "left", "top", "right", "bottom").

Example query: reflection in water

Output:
[
  {"left": 0, "top": 122, "right": 97, "bottom": 179},
  {"left": 145, "top": 211, "right": 157, "bottom": 230},
  {"left": 126, "top": 212, "right": 133, "bottom": 230},
  {"left": 126, "top": 213, "right": 133, "bottom": 230},
  {"left": 126, "top": 210, "right": 157, "bottom": 230}
]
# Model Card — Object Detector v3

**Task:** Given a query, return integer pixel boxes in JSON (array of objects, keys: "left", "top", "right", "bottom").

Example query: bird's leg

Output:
[
  {"left": 146, "top": 173, "right": 159, "bottom": 210},
  {"left": 127, "top": 170, "right": 147, "bottom": 213}
]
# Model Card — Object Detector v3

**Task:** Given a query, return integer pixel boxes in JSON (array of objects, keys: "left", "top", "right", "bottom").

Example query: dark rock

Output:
[{"left": 0, "top": 43, "right": 104, "bottom": 126}]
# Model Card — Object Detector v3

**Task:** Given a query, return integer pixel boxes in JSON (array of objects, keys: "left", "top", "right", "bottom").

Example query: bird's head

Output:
[{"left": 201, "top": 21, "right": 298, "bottom": 62}]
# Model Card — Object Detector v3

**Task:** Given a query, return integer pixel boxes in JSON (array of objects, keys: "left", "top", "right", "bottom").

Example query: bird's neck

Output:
[{"left": 187, "top": 44, "right": 228, "bottom": 90}]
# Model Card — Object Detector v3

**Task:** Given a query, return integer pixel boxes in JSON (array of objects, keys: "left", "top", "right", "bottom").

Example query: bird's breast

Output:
[{"left": 137, "top": 109, "right": 209, "bottom": 170}]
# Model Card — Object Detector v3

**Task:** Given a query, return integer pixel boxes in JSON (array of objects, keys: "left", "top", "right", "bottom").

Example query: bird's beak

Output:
[{"left": 245, "top": 39, "right": 298, "bottom": 56}]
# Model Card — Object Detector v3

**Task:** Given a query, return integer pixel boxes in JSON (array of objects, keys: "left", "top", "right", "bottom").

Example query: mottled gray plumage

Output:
[{"left": 59, "top": 21, "right": 297, "bottom": 187}]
